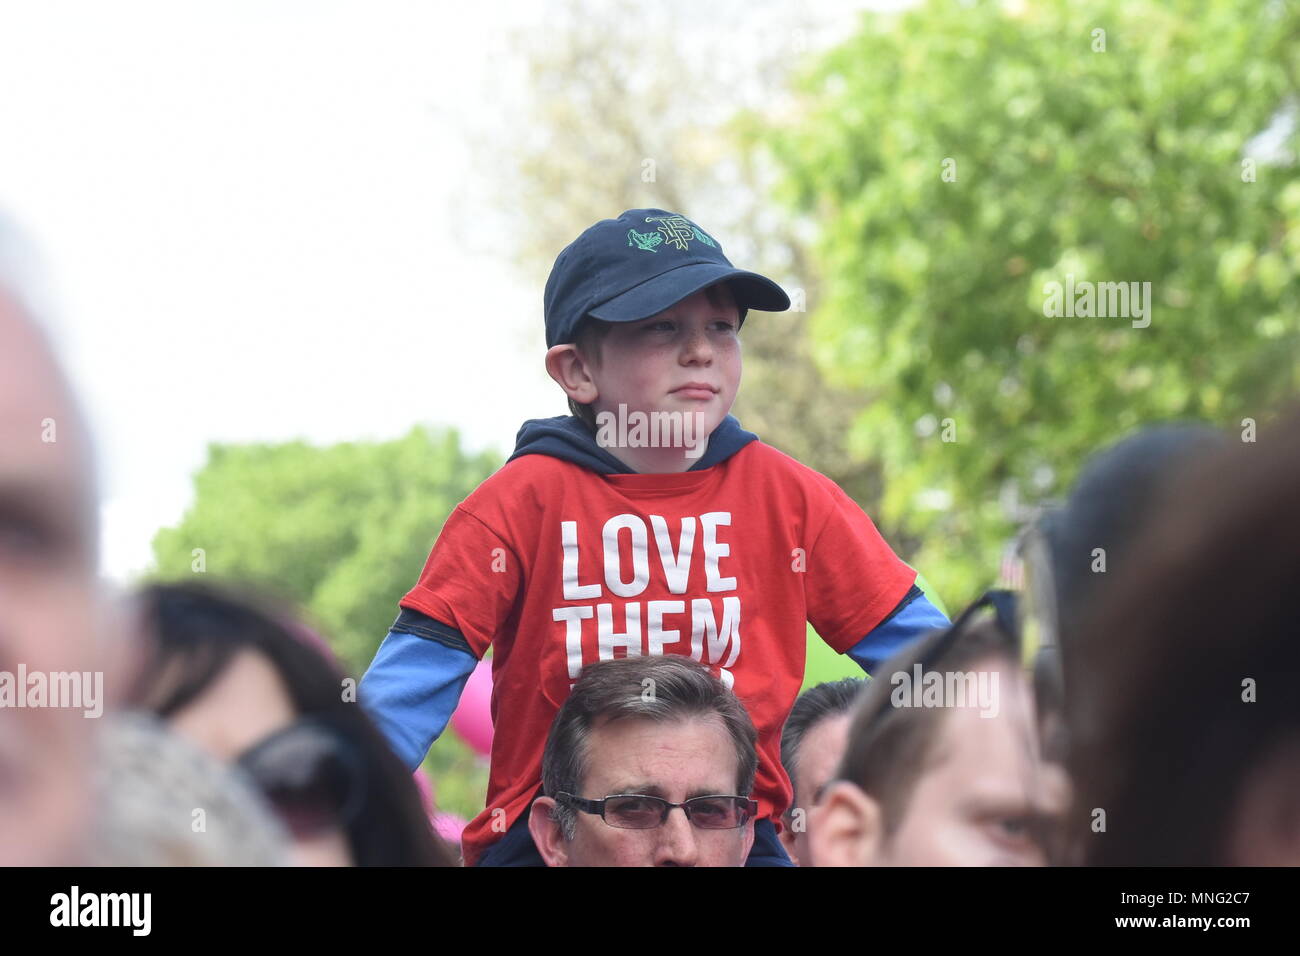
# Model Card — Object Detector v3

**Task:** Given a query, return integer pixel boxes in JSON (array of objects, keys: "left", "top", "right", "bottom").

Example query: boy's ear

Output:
[
  {"left": 528, "top": 797, "right": 571, "bottom": 867},
  {"left": 808, "top": 781, "right": 884, "bottom": 867},
  {"left": 545, "top": 344, "right": 599, "bottom": 406}
]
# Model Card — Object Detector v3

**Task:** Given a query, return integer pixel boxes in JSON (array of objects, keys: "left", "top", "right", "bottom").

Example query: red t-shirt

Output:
[{"left": 400, "top": 441, "right": 916, "bottom": 866}]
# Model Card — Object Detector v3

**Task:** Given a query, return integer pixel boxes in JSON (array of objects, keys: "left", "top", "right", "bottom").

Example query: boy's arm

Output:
[
  {"left": 803, "top": 480, "right": 950, "bottom": 675},
  {"left": 844, "top": 584, "right": 950, "bottom": 678},
  {"left": 359, "top": 607, "right": 480, "bottom": 771}
]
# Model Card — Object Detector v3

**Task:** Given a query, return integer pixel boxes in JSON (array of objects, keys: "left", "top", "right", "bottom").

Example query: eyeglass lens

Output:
[{"left": 603, "top": 795, "right": 747, "bottom": 829}]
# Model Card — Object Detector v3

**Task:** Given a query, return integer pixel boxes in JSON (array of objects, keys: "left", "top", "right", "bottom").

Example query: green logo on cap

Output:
[
  {"left": 627, "top": 215, "right": 718, "bottom": 253},
  {"left": 627, "top": 229, "right": 663, "bottom": 252}
]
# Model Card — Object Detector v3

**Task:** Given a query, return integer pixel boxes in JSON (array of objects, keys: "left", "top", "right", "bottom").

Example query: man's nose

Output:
[{"left": 654, "top": 805, "right": 700, "bottom": 867}]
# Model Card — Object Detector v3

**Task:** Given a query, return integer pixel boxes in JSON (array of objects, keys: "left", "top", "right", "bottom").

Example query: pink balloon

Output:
[
  {"left": 411, "top": 771, "right": 467, "bottom": 846},
  {"left": 432, "top": 812, "right": 468, "bottom": 845},
  {"left": 450, "top": 658, "right": 494, "bottom": 756}
]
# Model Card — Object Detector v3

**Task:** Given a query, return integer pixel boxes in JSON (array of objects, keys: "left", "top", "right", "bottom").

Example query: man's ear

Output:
[
  {"left": 528, "top": 797, "right": 571, "bottom": 867},
  {"left": 545, "top": 344, "right": 599, "bottom": 406},
  {"left": 807, "top": 781, "right": 883, "bottom": 867}
]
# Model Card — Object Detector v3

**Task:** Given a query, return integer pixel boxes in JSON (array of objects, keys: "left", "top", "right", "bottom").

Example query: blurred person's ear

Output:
[
  {"left": 1228, "top": 736, "right": 1300, "bottom": 866},
  {"left": 528, "top": 797, "right": 570, "bottom": 867},
  {"left": 808, "top": 781, "right": 883, "bottom": 867}
]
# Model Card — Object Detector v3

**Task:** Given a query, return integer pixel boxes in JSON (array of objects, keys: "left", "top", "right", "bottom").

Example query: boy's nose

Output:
[{"left": 680, "top": 327, "right": 713, "bottom": 364}]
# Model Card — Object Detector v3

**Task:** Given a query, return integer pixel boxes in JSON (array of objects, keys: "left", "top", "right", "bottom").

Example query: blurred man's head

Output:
[
  {"left": 1070, "top": 408, "right": 1300, "bottom": 865},
  {"left": 530, "top": 656, "right": 758, "bottom": 867},
  {"left": 1019, "top": 423, "right": 1226, "bottom": 763},
  {"left": 779, "top": 677, "right": 863, "bottom": 866},
  {"left": 0, "top": 214, "right": 103, "bottom": 864},
  {"left": 811, "top": 613, "right": 1063, "bottom": 867}
]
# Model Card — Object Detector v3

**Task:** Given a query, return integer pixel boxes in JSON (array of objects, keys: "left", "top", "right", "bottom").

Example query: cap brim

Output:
[{"left": 588, "top": 262, "right": 790, "bottom": 323}]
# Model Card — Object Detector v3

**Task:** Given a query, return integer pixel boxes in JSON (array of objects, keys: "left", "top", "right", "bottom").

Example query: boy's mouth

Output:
[{"left": 671, "top": 383, "right": 719, "bottom": 400}]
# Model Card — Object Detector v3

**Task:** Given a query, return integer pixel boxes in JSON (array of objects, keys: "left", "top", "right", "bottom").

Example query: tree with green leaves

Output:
[
  {"left": 760, "top": 0, "right": 1300, "bottom": 603},
  {"left": 153, "top": 426, "right": 498, "bottom": 670}
]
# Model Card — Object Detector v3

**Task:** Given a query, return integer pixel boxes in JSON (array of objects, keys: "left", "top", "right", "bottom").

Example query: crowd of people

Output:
[{"left": 2, "top": 206, "right": 1296, "bottom": 867}]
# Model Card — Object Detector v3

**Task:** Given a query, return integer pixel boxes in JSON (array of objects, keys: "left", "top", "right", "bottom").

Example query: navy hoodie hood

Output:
[{"left": 507, "top": 414, "right": 759, "bottom": 475}]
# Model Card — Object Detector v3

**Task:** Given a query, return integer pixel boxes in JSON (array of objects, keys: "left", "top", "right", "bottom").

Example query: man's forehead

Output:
[
  {"left": 1, "top": 293, "right": 74, "bottom": 407},
  {"left": 0, "top": 294, "right": 93, "bottom": 501},
  {"left": 794, "top": 712, "right": 851, "bottom": 789},
  {"left": 583, "top": 714, "right": 739, "bottom": 793},
  {"left": 924, "top": 672, "right": 1036, "bottom": 773}
]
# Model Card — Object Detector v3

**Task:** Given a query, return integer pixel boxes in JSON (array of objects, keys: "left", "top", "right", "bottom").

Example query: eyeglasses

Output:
[
  {"left": 236, "top": 716, "right": 366, "bottom": 840},
  {"left": 556, "top": 792, "right": 758, "bottom": 830}
]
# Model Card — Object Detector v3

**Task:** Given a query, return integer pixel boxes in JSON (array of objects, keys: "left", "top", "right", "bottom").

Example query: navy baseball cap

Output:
[{"left": 543, "top": 208, "right": 791, "bottom": 348}]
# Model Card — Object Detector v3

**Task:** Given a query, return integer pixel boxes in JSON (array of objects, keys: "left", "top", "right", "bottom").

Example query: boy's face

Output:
[{"left": 587, "top": 283, "right": 742, "bottom": 437}]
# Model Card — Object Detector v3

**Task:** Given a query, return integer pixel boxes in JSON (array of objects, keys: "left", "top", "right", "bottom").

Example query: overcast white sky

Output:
[{"left": 0, "top": 0, "right": 895, "bottom": 582}]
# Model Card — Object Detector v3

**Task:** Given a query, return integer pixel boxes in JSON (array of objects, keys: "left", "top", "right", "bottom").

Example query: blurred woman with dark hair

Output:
[{"left": 127, "top": 580, "right": 458, "bottom": 867}]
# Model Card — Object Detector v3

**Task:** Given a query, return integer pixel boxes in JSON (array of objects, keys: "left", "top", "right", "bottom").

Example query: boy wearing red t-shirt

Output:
[{"left": 360, "top": 209, "right": 949, "bottom": 866}]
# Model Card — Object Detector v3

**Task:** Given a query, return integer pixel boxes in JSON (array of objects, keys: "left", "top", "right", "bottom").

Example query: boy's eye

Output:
[{"left": 645, "top": 321, "right": 675, "bottom": 332}]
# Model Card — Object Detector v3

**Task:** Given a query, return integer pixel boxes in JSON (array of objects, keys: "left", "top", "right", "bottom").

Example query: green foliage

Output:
[
  {"left": 765, "top": 0, "right": 1300, "bottom": 603},
  {"left": 152, "top": 426, "right": 499, "bottom": 671}
]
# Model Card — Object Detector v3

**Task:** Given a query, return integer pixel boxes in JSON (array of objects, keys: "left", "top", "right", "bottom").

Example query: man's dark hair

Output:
[
  {"left": 780, "top": 678, "right": 864, "bottom": 812},
  {"left": 1069, "top": 407, "right": 1300, "bottom": 865},
  {"left": 1030, "top": 425, "right": 1226, "bottom": 650},
  {"left": 1021, "top": 424, "right": 1226, "bottom": 766},
  {"left": 541, "top": 655, "right": 758, "bottom": 840},
  {"left": 835, "top": 616, "right": 1017, "bottom": 834}
]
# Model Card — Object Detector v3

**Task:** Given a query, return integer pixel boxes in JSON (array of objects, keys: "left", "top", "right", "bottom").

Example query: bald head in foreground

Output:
[{"left": 0, "top": 216, "right": 105, "bottom": 865}]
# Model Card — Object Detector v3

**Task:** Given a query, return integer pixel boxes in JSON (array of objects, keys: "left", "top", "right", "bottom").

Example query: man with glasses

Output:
[{"left": 527, "top": 655, "right": 761, "bottom": 866}]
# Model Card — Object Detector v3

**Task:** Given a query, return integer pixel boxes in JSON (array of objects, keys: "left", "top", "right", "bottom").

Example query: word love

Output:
[
  {"left": 561, "top": 512, "right": 735, "bottom": 598},
  {"left": 553, "top": 512, "right": 741, "bottom": 685}
]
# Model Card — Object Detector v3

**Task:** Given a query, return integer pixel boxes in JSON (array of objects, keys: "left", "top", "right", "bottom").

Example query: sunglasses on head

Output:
[
  {"left": 236, "top": 716, "right": 367, "bottom": 840},
  {"left": 856, "top": 588, "right": 1022, "bottom": 730},
  {"left": 937, "top": 588, "right": 1022, "bottom": 660}
]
